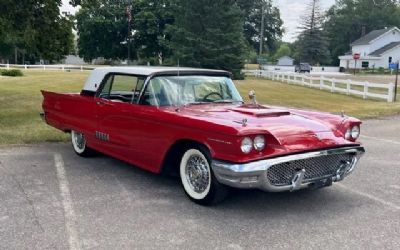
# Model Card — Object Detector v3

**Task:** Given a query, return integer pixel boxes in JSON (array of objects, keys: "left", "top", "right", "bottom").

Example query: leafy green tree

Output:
[
  {"left": 272, "top": 43, "right": 292, "bottom": 61},
  {"left": 0, "top": 0, "right": 74, "bottom": 63},
  {"left": 133, "top": 0, "right": 175, "bottom": 64},
  {"left": 75, "top": 0, "right": 174, "bottom": 63},
  {"left": 324, "top": 0, "right": 400, "bottom": 65},
  {"left": 69, "top": 0, "right": 97, "bottom": 7},
  {"left": 75, "top": 1, "right": 129, "bottom": 62},
  {"left": 167, "top": 0, "right": 247, "bottom": 79},
  {"left": 294, "top": 0, "right": 330, "bottom": 65},
  {"left": 237, "top": 0, "right": 283, "bottom": 55}
]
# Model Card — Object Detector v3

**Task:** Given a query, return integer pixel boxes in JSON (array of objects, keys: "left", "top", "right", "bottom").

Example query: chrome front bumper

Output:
[{"left": 212, "top": 146, "right": 365, "bottom": 192}]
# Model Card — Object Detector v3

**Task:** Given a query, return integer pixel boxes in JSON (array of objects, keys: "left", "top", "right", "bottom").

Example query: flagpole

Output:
[
  {"left": 126, "top": 4, "right": 133, "bottom": 65},
  {"left": 128, "top": 17, "right": 131, "bottom": 64}
]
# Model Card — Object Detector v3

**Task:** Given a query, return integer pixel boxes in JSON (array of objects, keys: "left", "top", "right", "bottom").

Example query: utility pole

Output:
[
  {"left": 395, "top": 61, "right": 399, "bottom": 102},
  {"left": 259, "top": 2, "right": 266, "bottom": 55}
]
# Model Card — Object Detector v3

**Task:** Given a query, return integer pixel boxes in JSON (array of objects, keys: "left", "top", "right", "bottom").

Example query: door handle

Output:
[{"left": 96, "top": 101, "right": 110, "bottom": 106}]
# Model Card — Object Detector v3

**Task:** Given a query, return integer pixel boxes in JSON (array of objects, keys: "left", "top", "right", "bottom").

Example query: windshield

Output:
[{"left": 140, "top": 76, "right": 243, "bottom": 106}]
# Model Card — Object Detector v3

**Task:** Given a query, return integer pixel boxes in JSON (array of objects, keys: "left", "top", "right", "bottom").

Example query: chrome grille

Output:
[{"left": 267, "top": 153, "right": 354, "bottom": 186}]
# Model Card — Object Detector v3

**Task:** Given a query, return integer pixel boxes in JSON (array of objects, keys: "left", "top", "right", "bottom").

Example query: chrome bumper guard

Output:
[{"left": 212, "top": 146, "right": 365, "bottom": 192}]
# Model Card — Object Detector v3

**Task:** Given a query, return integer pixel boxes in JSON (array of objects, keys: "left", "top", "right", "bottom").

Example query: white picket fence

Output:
[
  {"left": 0, "top": 63, "right": 96, "bottom": 71},
  {"left": 244, "top": 70, "right": 396, "bottom": 103},
  {"left": 1, "top": 64, "right": 396, "bottom": 102}
]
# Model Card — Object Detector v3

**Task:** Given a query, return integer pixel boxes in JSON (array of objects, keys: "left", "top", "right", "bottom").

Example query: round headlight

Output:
[
  {"left": 241, "top": 137, "right": 253, "bottom": 154},
  {"left": 254, "top": 135, "right": 266, "bottom": 151},
  {"left": 345, "top": 128, "right": 351, "bottom": 140},
  {"left": 351, "top": 126, "right": 360, "bottom": 139}
]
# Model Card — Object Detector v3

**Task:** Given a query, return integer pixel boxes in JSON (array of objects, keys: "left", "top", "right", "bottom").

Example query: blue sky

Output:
[{"left": 61, "top": 0, "right": 336, "bottom": 42}]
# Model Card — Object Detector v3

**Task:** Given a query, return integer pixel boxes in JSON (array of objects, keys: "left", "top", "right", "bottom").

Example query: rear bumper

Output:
[{"left": 211, "top": 146, "right": 365, "bottom": 192}]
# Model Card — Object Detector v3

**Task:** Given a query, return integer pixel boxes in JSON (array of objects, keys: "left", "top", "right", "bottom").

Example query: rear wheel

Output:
[
  {"left": 179, "top": 147, "right": 229, "bottom": 205},
  {"left": 71, "top": 130, "right": 94, "bottom": 157}
]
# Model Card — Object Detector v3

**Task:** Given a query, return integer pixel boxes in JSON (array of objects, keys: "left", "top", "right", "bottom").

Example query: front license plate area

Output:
[{"left": 308, "top": 178, "right": 332, "bottom": 190}]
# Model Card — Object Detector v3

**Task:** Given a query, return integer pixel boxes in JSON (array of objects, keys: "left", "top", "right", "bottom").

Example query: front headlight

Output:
[
  {"left": 253, "top": 135, "right": 266, "bottom": 151},
  {"left": 351, "top": 126, "right": 360, "bottom": 139},
  {"left": 345, "top": 128, "right": 351, "bottom": 140},
  {"left": 241, "top": 137, "right": 253, "bottom": 154}
]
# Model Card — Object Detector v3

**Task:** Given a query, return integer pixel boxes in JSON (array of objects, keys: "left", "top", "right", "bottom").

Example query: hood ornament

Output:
[
  {"left": 241, "top": 118, "right": 248, "bottom": 127},
  {"left": 248, "top": 90, "right": 257, "bottom": 105}
]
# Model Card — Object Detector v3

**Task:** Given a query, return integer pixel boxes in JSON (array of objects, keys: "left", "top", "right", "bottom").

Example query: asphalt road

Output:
[{"left": 0, "top": 116, "right": 399, "bottom": 250}]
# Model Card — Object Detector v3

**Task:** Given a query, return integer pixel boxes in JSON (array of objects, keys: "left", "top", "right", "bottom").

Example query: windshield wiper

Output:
[
  {"left": 184, "top": 102, "right": 210, "bottom": 106},
  {"left": 183, "top": 100, "right": 243, "bottom": 106},
  {"left": 212, "top": 100, "right": 244, "bottom": 104}
]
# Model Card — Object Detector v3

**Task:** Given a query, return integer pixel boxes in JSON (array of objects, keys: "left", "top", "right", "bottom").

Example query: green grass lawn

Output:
[
  {"left": 1, "top": 70, "right": 400, "bottom": 145},
  {"left": 0, "top": 70, "right": 88, "bottom": 144},
  {"left": 236, "top": 78, "right": 400, "bottom": 118}
]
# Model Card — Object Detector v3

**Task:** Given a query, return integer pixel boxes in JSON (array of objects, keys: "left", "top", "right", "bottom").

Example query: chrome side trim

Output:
[{"left": 211, "top": 146, "right": 365, "bottom": 192}]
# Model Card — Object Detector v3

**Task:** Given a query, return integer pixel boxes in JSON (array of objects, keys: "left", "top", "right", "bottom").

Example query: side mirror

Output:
[{"left": 248, "top": 90, "right": 257, "bottom": 105}]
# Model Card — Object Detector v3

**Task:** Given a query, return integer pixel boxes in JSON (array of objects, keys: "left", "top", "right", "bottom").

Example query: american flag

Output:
[{"left": 126, "top": 5, "right": 132, "bottom": 22}]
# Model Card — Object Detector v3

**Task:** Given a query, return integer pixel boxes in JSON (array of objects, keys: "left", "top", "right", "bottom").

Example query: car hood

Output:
[{"left": 172, "top": 103, "right": 342, "bottom": 138}]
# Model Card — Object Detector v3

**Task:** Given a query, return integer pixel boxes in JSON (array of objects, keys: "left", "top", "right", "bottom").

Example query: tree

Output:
[
  {"left": 294, "top": 0, "right": 330, "bottom": 65},
  {"left": 272, "top": 43, "right": 292, "bottom": 61},
  {"left": 167, "top": 0, "right": 247, "bottom": 79},
  {"left": 0, "top": 0, "right": 74, "bottom": 63},
  {"left": 69, "top": 0, "right": 97, "bottom": 7},
  {"left": 133, "top": 0, "right": 175, "bottom": 64},
  {"left": 75, "top": 1, "right": 130, "bottom": 62},
  {"left": 75, "top": 0, "right": 174, "bottom": 63},
  {"left": 324, "top": 0, "right": 400, "bottom": 65},
  {"left": 237, "top": 0, "right": 283, "bottom": 56}
]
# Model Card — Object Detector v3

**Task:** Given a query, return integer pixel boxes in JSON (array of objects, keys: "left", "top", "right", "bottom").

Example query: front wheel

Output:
[
  {"left": 71, "top": 130, "right": 94, "bottom": 157},
  {"left": 179, "top": 148, "right": 229, "bottom": 205}
]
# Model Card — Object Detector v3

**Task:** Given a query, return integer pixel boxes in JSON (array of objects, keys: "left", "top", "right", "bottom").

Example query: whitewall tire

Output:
[
  {"left": 179, "top": 147, "right": 229, "bottom": 205},
  {"left": 71, "top": 130, "right": 93, "bottom": 157}
]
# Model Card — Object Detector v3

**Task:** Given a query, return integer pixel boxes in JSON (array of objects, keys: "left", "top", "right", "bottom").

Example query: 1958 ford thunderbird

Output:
[{"left": 41, "top": 67, "right": 365, "bottom": 205}]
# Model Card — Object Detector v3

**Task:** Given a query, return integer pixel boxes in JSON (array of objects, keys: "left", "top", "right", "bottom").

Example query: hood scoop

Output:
[{"left": 229, "top": 107, "right": 291, "bottom": 118}]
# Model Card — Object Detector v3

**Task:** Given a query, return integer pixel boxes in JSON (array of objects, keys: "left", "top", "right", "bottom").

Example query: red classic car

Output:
[{"left": 41, "top": 67, "right": 365, "bottom": 205}]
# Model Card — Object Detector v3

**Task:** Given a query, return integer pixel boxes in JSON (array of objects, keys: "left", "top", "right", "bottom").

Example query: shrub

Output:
[
  {"left": 0, "top": 69, "right": 24, "bottom": 77},
  {"left": 377, "top": 67, "right": 385, "bottom": 74}
]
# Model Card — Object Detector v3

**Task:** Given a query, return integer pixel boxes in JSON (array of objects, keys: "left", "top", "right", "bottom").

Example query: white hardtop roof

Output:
[{"left": 83, "top": 66, "right": 230, "bottom": 92}]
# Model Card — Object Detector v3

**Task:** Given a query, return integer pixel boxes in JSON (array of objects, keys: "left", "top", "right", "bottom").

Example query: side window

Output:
[
  {"left": 112, "top": 75, "right": 137, "bottom": 93},
  {"left": 99, "top": 74, "right": 145, "bottom": 103},
  {"left": 140, "top": 78, "right": 176, "bottom": 106},
  {"left": 132, "top": 78, "right": 145, "bottom": 103},
  {"left": 99, "top": 75, "right": 113, "bottom": 99}
]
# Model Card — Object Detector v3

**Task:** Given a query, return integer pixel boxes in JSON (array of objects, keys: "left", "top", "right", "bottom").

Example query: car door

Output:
[{"left": 94, "top": 73, "right": 146, "bottom": 157}]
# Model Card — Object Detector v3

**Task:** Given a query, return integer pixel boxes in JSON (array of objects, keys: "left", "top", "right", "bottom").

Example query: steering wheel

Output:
[{"left": 202, "top": 92, "right": 223, "bottom": 102}]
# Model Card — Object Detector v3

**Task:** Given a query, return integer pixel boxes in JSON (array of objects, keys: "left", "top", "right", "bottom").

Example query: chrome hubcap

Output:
[
  {"left": 74, "top": 132, "right": 85, "bottom": 150},
  {"left": 185, "top": 155, "right": 210, "bottom": 193}
]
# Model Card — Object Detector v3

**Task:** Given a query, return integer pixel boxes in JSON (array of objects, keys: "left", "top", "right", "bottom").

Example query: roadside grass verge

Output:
[{"left": 1, "top": 71, "right": 400, "bottom": 145}]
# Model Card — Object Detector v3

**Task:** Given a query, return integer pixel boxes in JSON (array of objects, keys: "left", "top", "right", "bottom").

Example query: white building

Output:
[
  {"left": 277, "top": 56, "right": 294, "bottom": 66},
  {"left": 339, "top": 27, "right": 400, "bottom": 69}
]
